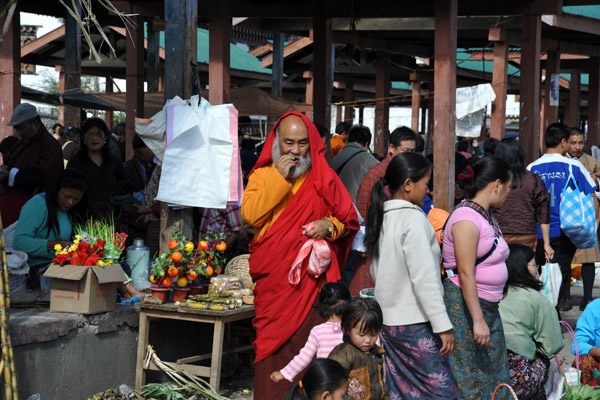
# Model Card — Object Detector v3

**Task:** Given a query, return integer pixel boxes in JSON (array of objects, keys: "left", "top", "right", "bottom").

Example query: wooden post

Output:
[
  {"left": 56, "top": 65, "right": 65, "bottom": 126},
  {"left": 165, "top": 0, "right": 198, "bottom": 100},
  {"left": 490, "top": 32, "right": 508, "bottom": 140},
  {"left": 588, "top": 58, "right": 600, "bottom": 148},
  {"left": 359, "top": 106, "right": 364, "bottom": 125},
  {"left": 271, "top": 32, "right": 284, "bottom": 98},
  {"left": 313, "top": 17, "right": 333, "bottom": 132},
  {"left": 0, "top": 4, "right": 19, "bottom": 142},
  {"left": 565, "top": 72, "right": 580, "bottom": 128},
  {"left": 304, "top": 71, "right": 314, "bottom": 107},
  {"left": 335, "top": 106, "right": 342, "bottom": 125},
  {"left": 126, "top": 16, "right": 145, "bottom": 161},
  {"left": 64, "top": 0, "right": 81, "bottom": 129},
  {"left": 543, "top": 51, "right": 560, "bottom": 131},
  {"left": 209, "top": 0, "right": 231, "bottom": 104},
  {"left": 374, "top": 52, "right": 390, "bottom": 157},
  {"left": 344, "top": 81, "right": 354, "bottom": 124},
  {"left": 433, "top": 0, "right": 457, "bottom": 212},
  {"left": 147, "top": 18, "right": 161, "bottom": 92},
  {"left": 104, "top": 77, "right": 113, "bottom": 128},
  {"left": 410, "top": 73, "right": 421, "bottom": 133},
  {"left": 420, "top": 104, "right": 427, "bottom": 135},
  {"left": 162, "top": 0, "right": 198, "bottom": 253},
  {"left": 520, "top": 14, "right": 542, "bottom": 164}
]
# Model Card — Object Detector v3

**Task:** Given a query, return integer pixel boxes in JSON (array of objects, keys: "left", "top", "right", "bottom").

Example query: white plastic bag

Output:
[
  {"left": 541, "top": 261, "right": 562, "bottom": 306},
  {"left": 544, "top": 358, "right": 565, "bottom": 400}
]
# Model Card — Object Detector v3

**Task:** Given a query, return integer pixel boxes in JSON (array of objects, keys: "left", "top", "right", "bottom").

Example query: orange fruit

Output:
[
  {"left": 197, "top": 240, "right": 209, "bottom": 251},
  {"left": 186, "top": 271, "right": 197, "bottom": 281},
  {"left": 149, "top": 275, "right": 158, "bottom": 284},
  {"left": 184, "top": 242, "right": 194, "bottom": 252},
  {"left": 162, "top": 277, "right": 172, "bottom": 288},
  {"left": 176, "top": 277, "right": 188, "bottom": 287},
  {"left": 167, "top": 266, "right": 179, "bottom": 277},
  {"left": 206, "top": 266, "right": 213, "bottom": 276},
  {"left": 216, "top": 241, "right": 227, "bottom": 252},
  {"left": 171, "top": 251, "right": 183, "bottom": 263},
  {"left": 168, "top": 240, "right": 178, "bottom": 250}
]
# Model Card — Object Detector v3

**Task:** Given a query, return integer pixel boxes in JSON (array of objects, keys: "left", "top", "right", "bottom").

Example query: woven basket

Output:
[{"left": 225, "top": 254, "right": 251, "bottom": 282}]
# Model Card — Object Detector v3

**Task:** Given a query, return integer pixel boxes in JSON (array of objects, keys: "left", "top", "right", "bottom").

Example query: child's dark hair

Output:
[
  {"left": 284, "top": 358, "right": 348, "bottom": 400},
  {"left": 45, "top": 168, "right": 88, "bottom": 236},
  {"left": 341, "top": 297, "right": 383, "bottom": 336},
  {"left": 318, "top": 282, "right": 351, "bottom": 319},
  {"left": 364, "top": 152, "right": 431, "bottom": 258},
  {"left": 504, "top": 243, "right": 543, "bottom": 295}
]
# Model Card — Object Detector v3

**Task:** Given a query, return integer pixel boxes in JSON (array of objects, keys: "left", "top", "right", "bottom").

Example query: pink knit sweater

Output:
[{"left": 280, "top": 321, "right": 343, "bottom": 382}]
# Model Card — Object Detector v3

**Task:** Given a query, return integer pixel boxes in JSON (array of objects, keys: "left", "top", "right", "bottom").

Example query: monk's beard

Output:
[{"left": 272, "top": 139, "right": 312, "bottom": 178}]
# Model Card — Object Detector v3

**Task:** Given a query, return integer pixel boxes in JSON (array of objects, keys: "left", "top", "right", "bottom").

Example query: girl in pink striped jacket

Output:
[{"left": 271, "top": 282, "right": 351, "bottom": 383}]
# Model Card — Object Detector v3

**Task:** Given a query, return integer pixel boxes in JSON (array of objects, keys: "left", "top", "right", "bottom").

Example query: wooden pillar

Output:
[
  {"left": 410, "top": 73, "right": 421, "bottom": 133},
  {"left": 126, "top": 16, "right": 144, "bottom": 161},
  {"left": 304, "top": 71, "right": 313, "bottom": 106},
  {"left": 55, "top": 65, "right": 65, "bottom": 126},
  {"left": 588, "top": 58, "right": 600, "bottom": 147},
  {"left": 344, "top": 81, "right": 354, "bottom": 124},
  {"left": 565, "top": 72, "right": 580, "bottom": 127},
  {"left": 374, "top": 53, "right": 390, "bottom": 156},
  {"left": 543, "top": 51, "right": 560, "bottom": 130},
  {"left": 271, "top": 32, "right": 284, "bottom": 98},
  {"left": 420, "top": 104, "right": 427, "bottom": 135},
  {"left": 209, "top": 0, "right": 230, "bottom": 104},
  {"left": 104, "top": 77, "right": 113, "bottom": 128},
  {"left": 490, "top": 30, "right": 508, "bottom": 140},
  {"left": 433, "top": 0, "right": 457, "bottom": 212},
  {"left": 519, "top": 14, "right": 542, "bottom": 164},
  {"left": 162, "top": 0, "right": 198, "bottom": 253},
  {"left": 358, "top": 106, "right": 364, "bottom": 125},
  {"left": 335, "top": 106, "right": 342, "bottom": 125},
  {"left": 0, "top": 4, "right": 19, "bottom": 141},
  {"left": 540, "top": 89, "right": 546, "bottom": 153},
  {"left": 313, "top": 17, "right": 333, "bottom": 131},
  {"left": 165, "top": 0, "right": 198, "bottom": 100},
  {"left": 64, "top": 0, "right": 82, "bottom": 129},
  {"left": 147, "top": 18, "right": 161, "bottom": 92}
]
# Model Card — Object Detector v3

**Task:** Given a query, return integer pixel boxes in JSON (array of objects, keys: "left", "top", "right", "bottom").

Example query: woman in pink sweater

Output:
[{"left": 270, "top": 282, "right": 351, "bottom": 383}]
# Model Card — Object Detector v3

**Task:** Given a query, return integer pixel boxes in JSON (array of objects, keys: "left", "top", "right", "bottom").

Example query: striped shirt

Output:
[{"left": 279, "top": 322, "right": 343, "bottom": 382}]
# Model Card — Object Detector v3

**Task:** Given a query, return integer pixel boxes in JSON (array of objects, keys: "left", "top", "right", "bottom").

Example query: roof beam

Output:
[
  {"left": 331, "top": 32, "right": 432, "bottom": 58},
  {"left": 21, "top": 25, "right": 65, "bottom": 57},
  {"left": 262, "top": 37, "right": 313, "bottom": 68},
  {"left": 542, "top": 13, "right": 600, "bottom": 36}
]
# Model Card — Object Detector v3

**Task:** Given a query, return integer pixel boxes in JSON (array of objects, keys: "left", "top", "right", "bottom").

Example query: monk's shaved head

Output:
[{"left": 278, "top": 115, "right": 308, "bottom": 138}]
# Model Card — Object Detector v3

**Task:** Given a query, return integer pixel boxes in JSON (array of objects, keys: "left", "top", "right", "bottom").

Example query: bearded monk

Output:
[{"left": 242, "top": 112, "right": 359, "bottom": 398}]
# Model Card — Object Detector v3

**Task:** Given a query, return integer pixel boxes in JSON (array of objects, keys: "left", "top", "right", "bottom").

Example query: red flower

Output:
[
  {"left": 70, "top": 255, "right": 86, "bottom": 266},
  {"left": 92, "top": 239, "right": 106, "bottom": 253},
  {"left": 52, "top": 254, "right": 69, "bottom": 265},
  {"left": 84, "top": 254, "right": 100, "bottom": 266},
  {"left": 78, "top": 241, "right": 92, "bottom": 254}
]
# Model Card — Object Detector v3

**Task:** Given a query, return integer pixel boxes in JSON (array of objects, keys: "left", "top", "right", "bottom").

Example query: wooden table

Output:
[{"left": 135, "top": 302, "right": 255, "bottom": 391}]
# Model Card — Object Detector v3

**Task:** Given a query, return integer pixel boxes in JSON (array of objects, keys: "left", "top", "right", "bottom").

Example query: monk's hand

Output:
[
  {"left": 302, "top": 220, "right": 329, "bottom": 240},
  {"left": 275, "top": 154, "right": 298, "bottom": 180}
]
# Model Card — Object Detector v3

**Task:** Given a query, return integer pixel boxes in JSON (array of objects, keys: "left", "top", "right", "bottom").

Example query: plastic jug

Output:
[{"left": 127, "top": 238, "right": 150, "bottom": 289}]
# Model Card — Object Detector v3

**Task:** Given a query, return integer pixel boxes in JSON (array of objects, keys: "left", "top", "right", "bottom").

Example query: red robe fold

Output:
[{"left": 247, "top": 112, "right": 359, "bottom": 363}]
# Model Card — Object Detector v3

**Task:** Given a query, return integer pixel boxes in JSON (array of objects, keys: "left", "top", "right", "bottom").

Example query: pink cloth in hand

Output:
[{"left": 288, "top": 239, "right": 332, "bottom": 285}]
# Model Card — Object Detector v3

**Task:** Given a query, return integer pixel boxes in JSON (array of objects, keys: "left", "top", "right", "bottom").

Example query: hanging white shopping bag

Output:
[
  {"left": 560, "top": 161, "right": 597, "bottom": 249},
  {"left": 541, "top": 260, "right": 562, "bottom": 306},
  {"left": 156, "top": 97, "right": 238, "bottom": 209}
]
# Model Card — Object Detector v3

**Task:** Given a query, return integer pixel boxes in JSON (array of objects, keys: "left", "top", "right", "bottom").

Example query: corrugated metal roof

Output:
[{"left": 563, "top": 5, "right": 600, "bottom": 20}]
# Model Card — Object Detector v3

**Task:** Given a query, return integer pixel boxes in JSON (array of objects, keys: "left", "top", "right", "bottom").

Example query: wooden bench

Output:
[{"left": 135, "top": 302, "right": 255, "bottom": 391}]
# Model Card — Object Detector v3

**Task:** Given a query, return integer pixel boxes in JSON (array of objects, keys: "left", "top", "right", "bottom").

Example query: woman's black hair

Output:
[
  {"left": 364, "top": 152, "right": 431, "bottom": 259},
  {"left": 341, "top": 297, "right": 383, "bottom": 337},
  {"left": 318, "top": 282, "right": 351, "bottom": 319},
  {"left": 79, "top": 117, "right": 111, "bottom": 163},
  {"left": 45, "top": 169, "right": 88, "bottom": 236},
  {"left": 504, "top": 243, "right": 543, "bottom": 295},
  {"left": 459, "top": 155, "right": 511, "bottom": 199},
  {"left": 495, "top": 138, "right": 526, "bottom": 189},
  {"left": 284, "top": 358, "right": 348, "bottom": 400}
]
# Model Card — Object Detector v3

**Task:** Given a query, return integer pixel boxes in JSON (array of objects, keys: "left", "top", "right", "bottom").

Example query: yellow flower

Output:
[
  {"left": 54, "top": 244, "right": 62, "bottom": 252},
  {"left": 73, "top": 239, "right": 80, "bottom": 245},
  {"left": 75, "top": 235, "right": 82, "bottom": 241},
  {"left": 68, "top": 245, "right": 77, "bottom": 252},
  {"left": 97, "top": 261, "right": 105, "bottom": 267},
  {"left": 104, "top": 260, "right": 112, "bottom": 266}
]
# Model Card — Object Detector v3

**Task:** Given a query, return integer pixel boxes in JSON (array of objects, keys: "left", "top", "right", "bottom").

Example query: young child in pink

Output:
[{"left": 270, "top": 282, "right": 351, "bottom": 383}]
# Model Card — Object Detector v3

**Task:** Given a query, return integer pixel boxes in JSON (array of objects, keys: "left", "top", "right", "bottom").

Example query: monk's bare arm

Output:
[{"left": 242, "top": 166, "right": 292, "bottom": 228}]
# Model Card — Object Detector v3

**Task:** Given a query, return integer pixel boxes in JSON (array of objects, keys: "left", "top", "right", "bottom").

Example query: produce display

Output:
[
  {"left": 149, "top": 231, "right": 228, "bottom": 289},
  {"left": 180, "top": 275, "right": 254, "bottom": 311}
]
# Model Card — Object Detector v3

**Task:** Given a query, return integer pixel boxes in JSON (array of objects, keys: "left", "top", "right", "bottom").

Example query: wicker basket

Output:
[{"left": 225, "top": 254, "right": 251, "bottom": 282}]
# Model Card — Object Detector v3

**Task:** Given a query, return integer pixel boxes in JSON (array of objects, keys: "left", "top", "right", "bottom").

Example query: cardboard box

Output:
[{"left": 43, "top": 263, "right": 126, "bottom": 314}]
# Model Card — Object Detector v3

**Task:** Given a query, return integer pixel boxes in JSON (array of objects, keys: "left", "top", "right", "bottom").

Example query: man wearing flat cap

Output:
[{"left": 0, "top": 103, "right": 63, "bottom": 190}]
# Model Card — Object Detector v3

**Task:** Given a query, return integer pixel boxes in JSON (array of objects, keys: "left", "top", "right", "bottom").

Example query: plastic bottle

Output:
[{"left": 127, "top": 238, "right": 150, "bottom": 290}]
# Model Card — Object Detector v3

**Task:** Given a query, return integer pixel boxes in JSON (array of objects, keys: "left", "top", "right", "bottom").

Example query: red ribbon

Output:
[{"left": 458, "top": 164, "right": 475, "bottom": 181}]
